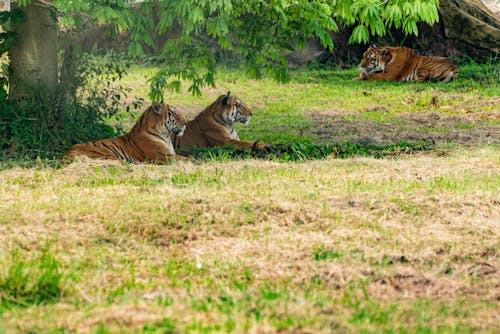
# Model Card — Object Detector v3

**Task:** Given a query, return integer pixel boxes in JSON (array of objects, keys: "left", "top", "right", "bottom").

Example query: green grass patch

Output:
[{"left": 0, "top": 247, "right": 68, "bottom": 311}]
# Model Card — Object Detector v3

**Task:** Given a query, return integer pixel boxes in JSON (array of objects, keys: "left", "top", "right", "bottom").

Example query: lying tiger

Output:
[
  {"left": 355, "top": 45, "right": 458, "bottom": 82},
  {"left": 65, "top": 102, "right": 190, "bottom": 163},
  {"left": 172, "top": 92, "right": 272, "bottom": 152}
]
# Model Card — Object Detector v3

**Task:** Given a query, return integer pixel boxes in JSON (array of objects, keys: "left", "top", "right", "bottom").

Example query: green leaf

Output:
[
  {"left": 336, "top": 0, "right": 353, "bottom": 21},
  {"left": 127, "top": 41, "right": 143, "bottom": 58},
  {"left": 385, "top": 5, "right": 402, "bottom": 28},
  {"left": 403, "top": 17, "right": 419, "bottom": 36},
  {"left": 59, "top": 15, "right": 76, "bottom": 27},
  {"left": 349, "top": 24, "right": 369, "bottom": 44},
  {"left": 370, "top": 17, "right": 386, "bottom": 36}
]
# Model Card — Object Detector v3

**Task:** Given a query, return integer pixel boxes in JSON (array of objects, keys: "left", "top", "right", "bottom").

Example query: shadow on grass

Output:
[{"left": 182, "top": 139, "right": 434, "bottom": 162}]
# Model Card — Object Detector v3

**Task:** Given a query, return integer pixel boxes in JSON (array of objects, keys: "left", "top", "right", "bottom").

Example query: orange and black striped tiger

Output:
[
  {"left": 355, "top": 46, "right": 458, "bottom": 82},
  {"left": 65, "top": 102, "right": 190, "bottom": 162},
  {"left": 172, "top": 92, "right": 272, "bottom": 151}
]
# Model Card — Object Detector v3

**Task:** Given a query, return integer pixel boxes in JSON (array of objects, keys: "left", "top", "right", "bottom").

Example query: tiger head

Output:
[
  {"left": 359, "top": 45, "right": 392, "bottom": 78},
  {"left": 143, "top": 102, "right": 187, "bottom": 136},
  {"left": 218, "top": 92, "right": 252, "bottom": 126}
]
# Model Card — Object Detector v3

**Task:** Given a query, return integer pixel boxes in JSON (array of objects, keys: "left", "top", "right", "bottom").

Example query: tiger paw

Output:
[
  {"left": 263, "top": 145, "right": 278, "bottom": 154},
  {"left": 252, "top": 141, "right": 275, "bottom": 151}
]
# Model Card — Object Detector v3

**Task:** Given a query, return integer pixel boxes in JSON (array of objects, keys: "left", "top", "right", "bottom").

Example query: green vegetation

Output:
[
  {"left": 0, "top": 248, "right": 67, "bottom": 310},
  {"left": 184, "top": 140, "right": 433, "bottom": 162},
  {"left": 4, "top": 1, "right": 440, "bottom": 161},
  {"left": 12, "top": 0, "right": 439, "bottom": 95},
  {"left": 0, "top": 52, "right": 139, "bottom": 157},
  {"left": 0, "top": 63, "right": 498, "bottom": 332}
]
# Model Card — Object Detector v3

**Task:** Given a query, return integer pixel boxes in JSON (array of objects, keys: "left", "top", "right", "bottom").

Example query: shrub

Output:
[{"left": 0, "top": 52, "right": 141, "bottom": 159}]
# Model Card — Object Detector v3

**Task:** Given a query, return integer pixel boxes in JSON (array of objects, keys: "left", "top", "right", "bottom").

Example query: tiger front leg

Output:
[
  {"left": 363, "top": 72, "right": 391, "bottom": 81},
  {"left": 252, "top": 141, "right": 274, "bottom": 150},
  {"left": 225, "top": 139, "right": 273, "bottom": 150}
]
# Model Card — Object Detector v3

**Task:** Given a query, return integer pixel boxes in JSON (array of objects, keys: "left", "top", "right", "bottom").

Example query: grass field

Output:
[{"left": 1, "top": 61, "right": 499, "bottom": 333}]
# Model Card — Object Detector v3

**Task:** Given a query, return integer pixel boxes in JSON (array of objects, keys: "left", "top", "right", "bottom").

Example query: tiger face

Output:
[
  {"left": 359, "top": 46, "right": 392, "bottom": 77},
  {"left": 149, "top": 102, "right": 187, "bottom": 136},
  {"left": 220, "top": 93, "right": 252, "bottom": 126}
]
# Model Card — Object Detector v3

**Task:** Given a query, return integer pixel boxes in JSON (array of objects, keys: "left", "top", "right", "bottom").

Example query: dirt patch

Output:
[
  {"left": 369, "top": 265, "right": 459, "bottom": 299},
  {"left": 308, "top": 109, "right": 500, "bottom": 146}
]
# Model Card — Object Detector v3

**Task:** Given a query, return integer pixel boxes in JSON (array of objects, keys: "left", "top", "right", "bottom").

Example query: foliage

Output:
[
  {"left": 0, "top": 8, "right": 23, "bottom": 100},
  {"left": 456, "top": 56, "right": 500, "bottom": 85},
  {"left": 73, "top": 52, "right": 144, "bottom": 136},
  {"left": 11, "top": 0, "right": 439, "bottom": 99}
]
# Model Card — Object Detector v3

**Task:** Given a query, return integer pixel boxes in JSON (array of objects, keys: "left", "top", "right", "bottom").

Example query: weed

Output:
[{"left": 312, "top": 244, "right": 343, "bottom": 261}]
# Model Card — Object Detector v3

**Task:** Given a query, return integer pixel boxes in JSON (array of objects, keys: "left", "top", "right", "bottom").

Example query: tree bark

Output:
[{"left": 9, "top": 1, "right": 58, "bottom": 104}]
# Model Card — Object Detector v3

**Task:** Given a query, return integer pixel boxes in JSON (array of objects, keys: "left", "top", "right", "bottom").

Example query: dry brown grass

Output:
[{"left": 1, "top": 146, "right": 499, "bottom": 333}]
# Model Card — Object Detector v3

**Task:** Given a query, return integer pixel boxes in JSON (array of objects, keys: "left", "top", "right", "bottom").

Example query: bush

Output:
[{"left": 0, "top": 52, "right": 142, "bottom": 159}]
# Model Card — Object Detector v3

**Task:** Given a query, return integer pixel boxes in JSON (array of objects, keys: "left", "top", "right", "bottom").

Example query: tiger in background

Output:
[
  {"left": 65, "top": 102, "right": 190, "bottom": 163},
  {"left": 354, "top": 45, "right": 458, "bottom": 82},
  {"left": 172, "top": 91, "right": 273, "bottom": 152}
]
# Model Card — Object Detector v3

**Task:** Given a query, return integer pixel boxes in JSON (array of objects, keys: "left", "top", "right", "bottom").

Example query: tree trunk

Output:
[{"left": 9, "top": 1, "right": 58, "bottom": 104}]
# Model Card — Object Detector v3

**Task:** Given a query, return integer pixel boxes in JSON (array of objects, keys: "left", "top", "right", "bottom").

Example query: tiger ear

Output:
[
  {"left": 380, "top": 48, "right": 388, "bottom": 56},
  {"left": 222, "top": 91, "right": 231, "bottom": 105},
  {"left": 370, "top": 42, "right": 377, "bottom": 48},
  {"left": 151, "top": 102, "right": 162, "bottom": 114}
]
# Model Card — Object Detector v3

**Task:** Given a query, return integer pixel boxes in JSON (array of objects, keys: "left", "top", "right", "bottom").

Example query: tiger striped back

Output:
[{"left": 65, "top": 102, "right": 189, "bottom": 163}]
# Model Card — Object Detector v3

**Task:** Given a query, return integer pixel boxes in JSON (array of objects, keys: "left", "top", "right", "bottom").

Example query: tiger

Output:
[
  {"left": 172, "top": 92, "right": 273, "bottom": 152},
  {"left": 354, "top": 45, "right": 458, "bottom": 82},
  {"left": 65, "top": 102, "right": 190, "bottom": 163}
]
